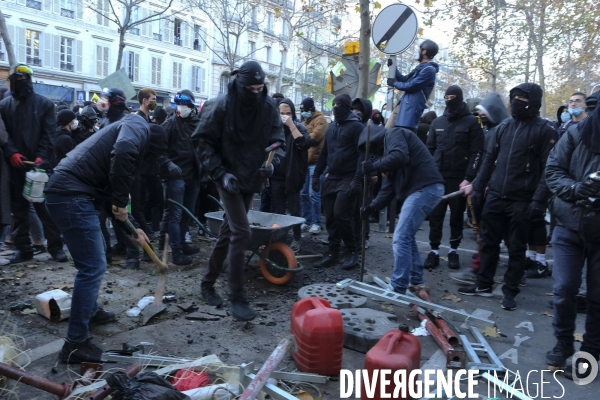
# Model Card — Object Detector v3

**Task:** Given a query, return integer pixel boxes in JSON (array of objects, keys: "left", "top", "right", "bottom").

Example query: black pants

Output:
[
  {"left": 270, "top": 179, "right": 301, "bottom": 241},
  {"left": 10, "top": 170, "right": 62, "bottom": 253},
  {"left": 477, "top": 195, "right": 529, "bottom": 298},
  {"left": 428, "top": 177, "right": 466, "bottom": 250},
  {"left": 260, "top": 185, "right": 272, "bottom": 212},
  {"left": 353, "top": 180, "right": 371, "bottom": 246},
  {"left": 130, "top": 174, "right": 151, "bottom": 236},
  {"left": 142, "top": 173, "right": 164, "bottom": 232},
  {"left": 202, "top": 189, "right": 254, "bottom": 302},
  {"left": 322, "top": 177, "right": 358, "bottom": 253}
]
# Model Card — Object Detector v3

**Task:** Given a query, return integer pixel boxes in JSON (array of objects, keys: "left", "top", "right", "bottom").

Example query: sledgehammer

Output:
[
  {"left": 442, "top": 189, "right": 465, "bottom": 200},
  {"left": 264, "top": 142, "right": 283, "bottom": 168}
]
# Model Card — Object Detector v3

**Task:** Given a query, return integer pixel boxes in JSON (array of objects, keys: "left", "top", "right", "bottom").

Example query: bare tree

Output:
[
  {"left": 357, "top": 0, "right": 371, "bottom": 99},
  {"left": 0, "top": 8, "right": 16, "bottom": 68},
  {"left": 85, "top": 0, "right": 176, "bottom": 71}
]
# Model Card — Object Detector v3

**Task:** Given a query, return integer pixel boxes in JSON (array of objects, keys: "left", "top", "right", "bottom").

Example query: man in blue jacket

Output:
[{"left": 387, "top": 40, "right": 439, "bottom": 131}]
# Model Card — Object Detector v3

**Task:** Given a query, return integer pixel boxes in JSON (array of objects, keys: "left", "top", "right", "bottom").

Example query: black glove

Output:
[
  {"left": 360, "top": 204, "right": 376, "bottom": 220},
  {"left": 471, "top": 191, "right": 484, "bottom": 208},
  {"left": 574, "top": 179, "right": 600, "bottom": 198},
  {"left": 259, "top": 162, "right": 274, "bottom": 178},
  {"left": 387, "top": 78, "right": 396, "bottom": 87},
  {"left": 312, "top": 177, "right": 320, "bottom": 192},
  {"left": 362, "top": 160, "right": 376, "bottom": 175},
  {"left": 164, "top": 161, "right": 182, "bottom": 180},
  {"left": 348, "top": 180, "right": 362, "bottom": 196},
  {"left": 221, "top": 173, "right": 239, "bottom": 194},
  {"left": 387, "top": 58, "right": 393, "bottom": 67},
  {"left": 527, "top": 200, "right": 545, "bottom": 224}
]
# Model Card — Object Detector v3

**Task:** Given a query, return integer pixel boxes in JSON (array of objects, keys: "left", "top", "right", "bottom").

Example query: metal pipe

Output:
[
  {"left": 412, "top": 305, "right": 454, "bottom": 355},
  {"left": 0, "top": 361, "right": 71, "bottom": 398},
  {"left": 414, "top": 289, "right": 460, "bottom": 347},
  {"left": 85, "top": 363, "right": 142, "bottom": 400},
  {"left": 239, "top": 337, "right": 295, "bottom": 400}
]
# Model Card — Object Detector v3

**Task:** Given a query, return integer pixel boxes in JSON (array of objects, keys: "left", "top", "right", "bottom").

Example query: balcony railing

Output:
[
  {"left": 60, "top": 62, "right": 73, "bottom": 72},
  {"left": 153, "top": 33, "right": 162, "bottom": 41},
  {"left": 174, "top": 37, "right": 182, "bottom": 46},
  {"left": 27, "top": 57, "right": 42, "bottom": 66},
  {"left": 26, "top": 0, "right": 42, "bottom": 10},
  {"left": 129, "top": 28, "right": 140, "bottom": 35},
  {"left": 61, "top": 9, "right": 74, "bottom": 18}
]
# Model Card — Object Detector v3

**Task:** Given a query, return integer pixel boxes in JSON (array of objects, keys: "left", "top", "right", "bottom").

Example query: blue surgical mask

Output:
[
  {"left": 561, "top": 112, "right": 570, "bottom": 123},
  {"left": 568, "top": 107, "right": 583, "bottom": 117},
  {"left": 301, "top": 111, "right": 312, "bottom": 119}
]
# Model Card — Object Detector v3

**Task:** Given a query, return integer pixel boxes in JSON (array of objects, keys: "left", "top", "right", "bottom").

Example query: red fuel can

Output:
[
  {"left": 362, "top": 328, "right": 421, "bottom": 400},
  {"left": 291, "top": 297, "right": 344, "bottom": 376}
]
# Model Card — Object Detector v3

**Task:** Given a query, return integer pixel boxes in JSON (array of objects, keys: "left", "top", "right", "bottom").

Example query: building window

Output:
[
  {"left": 172, "top": 61, "right": 182, "bottom": 89},
  {"left": 219, "top": 74, "right": 229, "bottom": 94},
  {"left": 96, "top": 45, "right": 109, "bottom": 76},
  {"left": 60, "top": 37, "right": 73, "bottom": 71},
  {"left": 267, "top": 12, "right": 274, "bottom": 32},
  {"left": 151, "top": 57, "right": 162, "bottom": 86},
  {"left": 97, "top": 0, "right": 110, "bottom": 27},
  {"left": 26, "top": 0, "right": 42, "bottom": 10},
  {"left": 248, "top": 41, "right": 256, "bottom": 58},
  {"left": 174, "top": 19, "right": 182, "bottom": 46},
  {"left": 127, "top": 52, "right": 139, "bottom": 82},
  {"left": 26, "top": 29, "right": 41, "bottom": 66},
  {"left": 266, "top": 46, "right": 271, "bottom": 63},
  {"left": 153, "top": 19, "right": 163, "bottom": 41},
  {"left": 128, "top": 6, "right": 140, "bottom": 35},
  {"left": 61, "top": 0, "right": 75, "bottom": 18},
  {"left": 194, "top": 24, "right": 206, "bottom": 51},
  {"left": 193, "top": 65, "right": 206, "bottom": 93}
]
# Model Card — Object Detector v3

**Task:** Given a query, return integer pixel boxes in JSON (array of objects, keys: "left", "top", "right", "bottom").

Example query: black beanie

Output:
[
  {"left": 445, "top": 85, "right": 463, "bottom": 102},
  {"left": 57, "top": 110, "right": 77, "bottom": 126},
  {"left": 153, "top": 106, "right": 168, "bottom": 120},
  {"left": 301, "top": 97, "right": 315, "bottom": 111},
  {"left": 333, "top": 93, "right": 352, "bottom": 109}
]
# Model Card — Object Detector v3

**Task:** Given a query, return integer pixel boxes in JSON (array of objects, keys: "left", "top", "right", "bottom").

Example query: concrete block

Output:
[
  {"left": 340, "top": 308, "right": 398, "bottom": 353},
  {"left": 298, "top": 284, "right": 367, "bottom": 309}
]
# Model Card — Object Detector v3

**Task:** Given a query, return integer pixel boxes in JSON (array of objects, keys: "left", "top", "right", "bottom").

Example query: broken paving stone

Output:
[
  {"left": 543, "top": 311, "right": 554, "bottom": 317},
  {"left": 481, "top": 326, "right": 500, "bottom": 338},
  {"left": 15, "top": 272, "right": 26, "bottom": 278},
  {"left": 177, "top": 303, "right": 198, "bottom": 312},
  {"left": 441, "top": 294, "right": 462, "bottom": 303},
  {"left": 185, "top": 312, "right": 222, "bottom": 321}
]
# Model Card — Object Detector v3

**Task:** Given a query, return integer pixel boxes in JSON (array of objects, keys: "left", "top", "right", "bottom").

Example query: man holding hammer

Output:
[{"left": 193, "top": 61, "right": 285, "bottom": 321}]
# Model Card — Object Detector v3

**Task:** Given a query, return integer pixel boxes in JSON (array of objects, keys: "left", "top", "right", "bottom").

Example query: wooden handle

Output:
[
  {"left": 442, "top": 189, "right": 465, "bottom": 200},
  {"left": 264, "top": 151, "right": 275, "bottom": 168},
  {"left": 122, "top": 219, "right": 167, "bottom": 273}
]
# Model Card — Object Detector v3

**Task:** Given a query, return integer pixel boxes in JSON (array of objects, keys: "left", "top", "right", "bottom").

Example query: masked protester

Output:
[
  {"left": 137, "top": 88, "right": 157, "bottom": 122},
  {"left": 158, "top": 90, "right": 202, "bottom": 265},
  {"left": 54, "top": 110, "right": 79, "bottom": 165},
  {"left": 558, "top": 92, "right": 588, "bottom": 138},
  {"left": 556, "top": 105, "right": 569, "bottom": 130},
  {"left": 192, "top": 61, "right": 285, "bottom": 321},
  {"left": 0, "top": 64, "right": 66, "bottom": 263},
  {"left": 152, "top": 106, "right": 168, "bottom": 125},
  {"left": 387, "top": 40, "right": 439, "bottom": 131},
  {"left": 74, "top": 106, "right": 99, "bottom": 144},
  {"left": 98, "top": 87, "right": 129, "bottom": 127},
  {"left": 312, "top": 94, "right": 365, "bottom": 270},
  {"left": 460, "top": 83, "right": 558, "bottom": 311},
  {"left": 586, "top": 91, "right": 598, "bottom": 113},
  {"left": 416, "top": 111, "right": 437, "bottom": 144},
  {"left": 45, "top": 114, "right": 157, "bottom": 363}
]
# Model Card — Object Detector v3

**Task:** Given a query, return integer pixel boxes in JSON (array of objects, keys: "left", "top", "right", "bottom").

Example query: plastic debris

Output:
[
  {"left": 127, "top": 296, "right": 175, "bottom": 317},
  {"left": 411, "top": 319, "right": 429, "bottom": 337}
]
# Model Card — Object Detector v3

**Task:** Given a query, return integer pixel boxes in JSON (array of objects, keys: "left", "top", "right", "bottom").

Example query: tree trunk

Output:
[
  {"left": 358, "top": 0, "right": 370, "bottom": 99},
  {"left": 115, "top": 29, "right": 127, "bottom": 71},
  {"left": 276, "top": 31, "right": 292, "bottom": 94},
  {"left": 536, "top": 5, "right": 547, "bottom": 118},
  {"left": 0, "top": 8, "right": 16, "bottom": 68}
]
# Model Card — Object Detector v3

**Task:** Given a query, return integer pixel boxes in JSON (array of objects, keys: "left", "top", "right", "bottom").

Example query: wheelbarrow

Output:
[{"left": 205, "top": 210, "right": 305, "bottom": 285}]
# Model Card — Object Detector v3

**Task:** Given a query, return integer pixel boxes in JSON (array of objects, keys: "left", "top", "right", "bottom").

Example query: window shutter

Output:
[
  {"left": 164, "top": 19, "right": 172, "bottom": 44},
  {"left": 134, "top": 53, "right": 139, "bottom": 82},
  {"left": 151, "top": 57, "right": 157, "bottom": 85},
  {"left": 200, "top": 66, "right": 206, "bottom": 94},
  {"left": 121, "top": 50, "right": 128, "bottom": 70},
  {"left": 44, "top": 0, "right": 51, "bottom": 12},
  {"left": 76, "top": 40, "right": 83, "bottom": 72},
  {"left": 96, "top": 0, "right": 103, "bottom": 25},
  {"left": 141, "top": 8, "right": 147, "bottom": 37},
  {"left": 103, "top": 46, "right": 109, "bottom": 76},
  {"left": 77, "top": 2, "right": 83, "bottom": 20},
  {"left": 172, "top": 62, "right": 177, "bottom": 88},
  {"left": 18, "top": 27, "right": 26, "bottom": 63},
  {"left": 96, "top": 45, "right": 102, "bottom": 76},
  {"left": 43, "top": 34, "right": 51, "bottom": 68},
  {"left": 201, "top": 27, "right": 207, "bottom": 51},
  {"left": 192, "top": 65, "right": 198, "bottom": 90},
  {"left": 53, "top": 0, "right": 59, "bottom": 14},
  {"left": 53, "top": 35, "right": 60, "bottom": 69},
  {"left": 157, "top": 58, "right": 162, "bottom": 86},
  {"left": 184, "top": 23, "right": 191, "bottom": 48},
  {"left": 178, "top": 63, "right": 182, "bottom": 88}
]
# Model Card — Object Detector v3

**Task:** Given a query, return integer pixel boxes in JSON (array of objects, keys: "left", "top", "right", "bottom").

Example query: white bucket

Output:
[
  {"left": 34, "top": 289, "right": 72, "bottom": 321},
  {"left": 23, "top": 169, "right": 49, "bottom": 203}
]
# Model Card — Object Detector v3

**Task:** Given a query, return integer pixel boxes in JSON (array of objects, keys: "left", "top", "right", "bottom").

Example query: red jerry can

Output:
[
  {"left": 362, "top": 327, "right": 421, "bottom": 400},
  {"left": 291, "top": 297, "right": 344, "bottom": 376}
]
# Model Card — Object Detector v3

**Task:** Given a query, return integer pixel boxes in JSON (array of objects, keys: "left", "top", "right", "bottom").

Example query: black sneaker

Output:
[
  {"left": 173, "top": 251, "right": 192, "bottom": 266},
  {"left": 313, "top": 253, "right": 339, "bottom": 269},
  {"left": 525, "top": 261, "right": 550, "bottom": 278},
  {"left": 458, "top": 284, "right": 493, "bottom": 297},
  {"left": 124, "top": 258, "right": 140, "bottom": 270},
  {"left": 524, "top": 258, "right": 535, "bottom": 271},
  {"left": 51, "top": 249, "right": 68, "bottom": 263},
  {"left": 9, "top": 250, "right": 34, "bottom": 264},
  {"left": 182, "top": 244, "right": 200, "bottom": 255},
  {"left": 501, "top": 296, "right": 517, "bottom": 311},
  {"left": 201, "top": 284, "right": 224, "bottom": 308},
  {"left": 90, "top": 308, "right": 116, "bottom": 325},
  {"left": 341, "top": 252, "right": 359, "bottom": 270},
  {"left": 230, "top": 301, "right": 257, "bottom": 321},
  {"left": 424, "top": 251, "right": 440, "bottom": 269},
  {"left": 33, "top": 244, "right": 47, "bottom": 255},
  {"left": 447, "top": 252, "right": 460, "bottom": 270},
  {"left": 59, "top": 338, "right": 103, "bottom": 363},
  {"left": 546, "top": 341, "right": 575, "bottom": 368}
]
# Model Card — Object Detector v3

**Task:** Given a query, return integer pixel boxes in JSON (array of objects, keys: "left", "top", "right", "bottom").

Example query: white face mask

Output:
[
  {"left": 70, "top": 119, "right": 79, "bottom": 130},
  {"left": 177, "top": 105, "right": 192, "bottom": 118},
  {"left": 413, "top": 51, "right": 421, "bottom": 61},
  {"left": 97, "top": 98, "right": 110, "bottom": 112}
]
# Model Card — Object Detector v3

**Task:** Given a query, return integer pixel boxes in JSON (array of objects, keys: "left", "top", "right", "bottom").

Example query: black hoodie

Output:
[{"left": 351, "top": 98, "right": 373, "bottom": 125}]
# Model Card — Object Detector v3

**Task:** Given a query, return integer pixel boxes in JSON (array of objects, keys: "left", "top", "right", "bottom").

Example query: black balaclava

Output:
[
  {"left": 579, "top": 101, "right": 600, "bottom": 153},
  {"left": 509, "top": 83, "right": 543, "bottom": 120},
  {"left": 333, "top": 94, "right": 352, "bottom": 123},
  {"left": 9, "top": 74, "right": 33, "bottom": 100},
  {"left": 586, "top": 92, "right": 599, "bottom": 113},
  {"left": 226, "top": 61, "right": 267, "bottom": 143},
  {"left": 444, "top": 85, "right": 463, "bottom": 112}
]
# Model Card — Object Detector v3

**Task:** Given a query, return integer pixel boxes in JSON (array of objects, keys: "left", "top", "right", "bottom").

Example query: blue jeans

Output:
[
  {"left": 301, "top": 165, "right": 321, "bottom": 226},
  {"left": 552, "top": 226, "right": 600, "bottom": 352},
  {"left": 163, "top": 179, "right": 200, "bottom": 253},
  {"left": 46, "top": 194, "right": 106, "bottom": 343},
  {"left": 390, "top": 183, "right": 444, "bottom": 293}
]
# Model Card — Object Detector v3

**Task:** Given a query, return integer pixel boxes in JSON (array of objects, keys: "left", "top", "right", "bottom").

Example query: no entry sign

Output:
[{"left": 371, "top": 3, "right": 418, "bottom": 55}]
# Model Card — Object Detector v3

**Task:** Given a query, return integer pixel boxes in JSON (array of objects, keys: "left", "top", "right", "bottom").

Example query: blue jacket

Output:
[{"left": 393, "top": 61, "right": 439, "bottom": 130}]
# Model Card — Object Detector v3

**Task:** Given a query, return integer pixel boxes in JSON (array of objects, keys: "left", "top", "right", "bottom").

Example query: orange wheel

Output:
[{"left": 259, "top": 242, "right": 297, "bottom": 285}]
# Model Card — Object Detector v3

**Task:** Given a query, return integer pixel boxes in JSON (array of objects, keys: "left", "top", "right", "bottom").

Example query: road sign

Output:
[{"left": 371, "top": 3, "right": 418, "bottom": 55}]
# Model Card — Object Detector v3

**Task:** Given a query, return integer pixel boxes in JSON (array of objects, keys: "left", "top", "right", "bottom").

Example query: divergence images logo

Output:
[{"left": 572, "top": 351, "right": 598, "bottom": 386}]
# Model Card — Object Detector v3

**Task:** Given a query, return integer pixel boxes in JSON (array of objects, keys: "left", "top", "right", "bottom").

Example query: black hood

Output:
[
  {"left": 476, "top": 92, "right": 510, "bottom": 126},
  {"left": 420, "top": 111, "right": 437, "bottom": 125},
  {"left": 351, "top": 98, "right": 373, "bottom": 124},
  {"left": 579, "top": 101, "right": 600, "bottom": 153},
  {"left": 279, "top": 98, "right": 297, "bottom": 121},
  {"left": 443, "top": 102, "right": 471, "bottom": 121},
  {"left": 510, "top": 83, "right": 543, "bottom": 116}
]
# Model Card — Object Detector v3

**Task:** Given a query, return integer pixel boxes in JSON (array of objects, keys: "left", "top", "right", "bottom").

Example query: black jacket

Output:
[
  {"left": 0, "top": 93, "right": 56, "bottom": 164},
  {"left": 160, "top": 113, "right": 201, "bottom": 180},
  {"left": 54, "top": 126, "right": 76, "bottom": 166},
  {"left": 546, "top": 121, "right": 600, "bottom": 232},
  {"left": 45, "top": 114, "right": 151, "bottom": 208},
  {"left": 371, "top": 127, "right": 444, "bottom": 208},
  {"left": 427, "top": 103, "right": 484, "bottom": 181},
  {"left": 192, "top": 94, "right": 285, "bottom": 194},
  {"left": 358, "top": 123, "right": 387, "bottom": 158},
  {"left": 314, "top": 112, "right": 364, "bottom": 181},
  {"left": 472, "top": 116, "right": 558, "bottom": 203}
]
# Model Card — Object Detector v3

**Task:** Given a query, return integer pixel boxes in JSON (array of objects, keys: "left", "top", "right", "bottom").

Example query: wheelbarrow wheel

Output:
[{"left": 260, "top": 243, "right": 297, "bottom": 285}]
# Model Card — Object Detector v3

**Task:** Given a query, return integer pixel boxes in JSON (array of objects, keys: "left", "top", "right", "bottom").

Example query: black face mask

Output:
[
  {"left": 479, "top": 114, "right": 490, "bottom": 126},
  {"left": 333, "top": 105, "right": 351, "bottom": 122},
  {"left": 10, "top": 76, "right": 33, "bottom": 100},
  {"left": 511, "top": 98, "right": 530, "bottom": 119},
  {"left": 445, "top": 98, "right": 462, "bottom": 111},
  {"left": 238, "top": 86, "right": 262, "bottom": 105},
  {"left": 372, "top": 116, "right": 382, "bottom": 125}
]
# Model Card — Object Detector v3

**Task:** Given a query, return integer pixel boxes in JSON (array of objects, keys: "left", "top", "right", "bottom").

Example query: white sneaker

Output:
[
  {"left": 290, "top": 240, "right": 300, "bottom": 253},
  {"left": 301, "top": 223, "right": 310, "bottom": 232},
  {"left": 309, "top": 224, "right": 321, "bottom": 234},
  {"left": 0, "top": 256, "right": 9, "bottom": 266},
  {"left": 185, "top": 231, "right": 192, "bottom": 244}
]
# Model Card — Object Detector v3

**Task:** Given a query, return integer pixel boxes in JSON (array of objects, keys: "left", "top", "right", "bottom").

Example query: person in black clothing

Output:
[
  {"left": 192, "top": 61, "right": 285, "bottom": 321},
  {"left": 0, "top": 64, "right": 66, "bottom": 263},
  {"left": 152, "top": 106, "right": 168, "bottom": 125},
  {"left": 361, "top": 127, "right": 444, "bottom": 294},
  {"left": 136, "top": 88, "right": 157, "bottom": 122},
  {"left": 73, "top": 106, "right": 99, "bottom": 144},
  {"left": 460, "top": 83, "right": 558, "bottom": 311},
  {"left": 45, "top": 114, "right": 156, "bottom": 362},
  {"left": 312, "top": 94, "right": 364, "bottom": 270},
  {"left": 98, "top": 88, "right": 129, "bottom": 127},
  {"left": 351, "top": 98, "right": 373, "bottom": 125},
  {"left": 424, "top": 85, "right": 484, "bottom": 270},
  {"left": 417, "top": 111, "right": 437, "bottom": 145},
  {"left": 54, "top": 110, "right": 79, "bottom": 164},
  {"left": 159, "top": 90, "right": 202, "bottom": 266}
]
